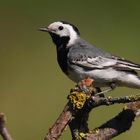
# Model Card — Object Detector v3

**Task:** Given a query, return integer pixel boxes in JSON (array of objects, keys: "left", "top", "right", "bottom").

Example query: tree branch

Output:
[
  {"left": 1, "top": 79, "right": 140, "bottom": 140},
  {"left": 44, "top": 79, "right": 140, "bottom": 140},
  {"left": 0, "top": 113, "right": 13, "bottom": 140},
  {"left": 86, "top": 101, "right": 140, "bottom": 140},
  {"left": 44, "top": 103, "right": 73, "bottom": 140}
]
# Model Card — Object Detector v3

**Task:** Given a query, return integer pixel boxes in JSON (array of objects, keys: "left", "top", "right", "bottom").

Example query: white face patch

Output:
[
  {"left": 47, "top": 21, "right": 79, "bottom": 46},
  {"left": 64, "top": 24, "right": 79, "bottom": 46}
]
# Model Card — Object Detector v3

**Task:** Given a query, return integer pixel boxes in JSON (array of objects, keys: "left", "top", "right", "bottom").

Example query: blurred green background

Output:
[{"left": 0, "top": 0, "right": 140, "bottom": 140}]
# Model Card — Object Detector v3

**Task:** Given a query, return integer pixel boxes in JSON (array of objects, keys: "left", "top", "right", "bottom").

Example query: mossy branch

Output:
[{"left": 44, "top": 79, "right": 140, "bottom": 140}]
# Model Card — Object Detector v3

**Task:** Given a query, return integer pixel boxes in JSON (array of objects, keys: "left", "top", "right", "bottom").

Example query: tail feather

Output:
[
  {"left": 117, "top": 64, "right": 140, "bottom": 70},
  {"left": 117, "top": 59, "right": 140, "bottom": 70}
]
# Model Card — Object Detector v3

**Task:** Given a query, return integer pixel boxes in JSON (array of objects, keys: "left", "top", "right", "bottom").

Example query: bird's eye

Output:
[{"left": 58, "top": 26, "right": 64, "bottom": 30}]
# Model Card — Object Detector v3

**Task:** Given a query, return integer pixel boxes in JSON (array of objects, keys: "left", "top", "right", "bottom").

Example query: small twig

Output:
[
  {"left": 89, "top": 94, "right": 140, "bottom": 108},
  {"left": 0, "top": 113, "right": 13, "bottom": 140}
]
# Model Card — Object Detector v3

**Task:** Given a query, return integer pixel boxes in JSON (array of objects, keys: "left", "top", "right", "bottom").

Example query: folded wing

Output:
[{"left": 69, "top": 54, "right": 140, "bottom": 72}]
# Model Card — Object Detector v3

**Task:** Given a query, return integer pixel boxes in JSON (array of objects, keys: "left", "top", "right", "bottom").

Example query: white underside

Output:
[{"left": 68, "top": 66, "right": 140, "bottom": 89}]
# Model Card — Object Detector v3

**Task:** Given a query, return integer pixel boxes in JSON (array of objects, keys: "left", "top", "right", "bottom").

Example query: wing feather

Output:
[
  {"left": 68, "top": 41, "right": 140, "bottom": 71},
  {"left": 69, "top": 55, "right": 117, "bottom": 69},
  {"left": 69, "top": 54, "right": 140, "bottom": 71}
]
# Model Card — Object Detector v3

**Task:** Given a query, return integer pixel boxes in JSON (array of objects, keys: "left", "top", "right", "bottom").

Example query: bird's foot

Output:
[{"left": 77, "top": 78, "right": 97, "bottom": 95}]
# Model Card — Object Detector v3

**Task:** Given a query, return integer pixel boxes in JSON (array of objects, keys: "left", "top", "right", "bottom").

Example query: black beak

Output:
[{"left": 39, "top": 27, "right": 50, "bottom": 32}]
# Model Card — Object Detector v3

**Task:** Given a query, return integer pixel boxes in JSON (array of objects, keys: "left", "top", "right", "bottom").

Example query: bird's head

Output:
[{"left": 39, "top": 21, "right": 80, "bottom": 47}]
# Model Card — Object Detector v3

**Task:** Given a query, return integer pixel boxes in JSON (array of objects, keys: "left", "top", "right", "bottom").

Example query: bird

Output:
[{"left": 39, "top": 21, "right": 140, "bottom": 93}]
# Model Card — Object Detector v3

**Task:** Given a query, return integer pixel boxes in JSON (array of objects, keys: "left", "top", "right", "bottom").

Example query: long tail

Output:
[{"left": 117, "top": 58, "right": 140, "bottom": 70}]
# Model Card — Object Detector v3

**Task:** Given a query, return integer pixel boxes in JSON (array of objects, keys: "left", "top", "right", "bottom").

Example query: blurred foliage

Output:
[{"left": 0, "top": 0, "right": 140, "bottom": 140}]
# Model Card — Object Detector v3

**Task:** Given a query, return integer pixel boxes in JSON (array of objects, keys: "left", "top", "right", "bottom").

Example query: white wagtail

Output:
[{"left": 39, "top": 21, "right": 140, "bottom": 93}]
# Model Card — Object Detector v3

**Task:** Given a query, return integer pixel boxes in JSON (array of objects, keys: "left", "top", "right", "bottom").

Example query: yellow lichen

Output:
[
  {"left": 79, "top": 132, "right": 87, "bottom": 139},
  {"left": 68, "top": 92, "right": 87, "bottom": 109},
  {"left": 123, "top": 105, "right": 128, "bottom": 110},
  {"left": 94, "top": 128, "right": 100, "bottom": 134},
  {"left": 107, "top": 96, "right": 112, "bottom": 99}
]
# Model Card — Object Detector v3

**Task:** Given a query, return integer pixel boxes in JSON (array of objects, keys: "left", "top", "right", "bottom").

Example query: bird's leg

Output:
[
  {"left": 95, "top": 88, "right": 113, "bottom": 96},
  {"left": 95, "top": 87, "right": 105, "bottom": 97},
  {"left": 95, "top": 83, "right": 116, "bottom": 96}
]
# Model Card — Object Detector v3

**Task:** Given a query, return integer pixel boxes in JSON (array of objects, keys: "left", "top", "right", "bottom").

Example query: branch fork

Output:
[
  {"left": 44, "top": 78, "right": 140, "bottom": 140},
  {"left": 1, "top": 78, "right": 140, "bottom": 140}
]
